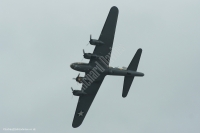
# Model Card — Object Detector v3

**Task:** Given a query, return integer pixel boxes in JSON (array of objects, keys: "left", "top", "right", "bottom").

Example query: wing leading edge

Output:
[{"left": 89, "top": 6, "right": 118, "bottom": 67}]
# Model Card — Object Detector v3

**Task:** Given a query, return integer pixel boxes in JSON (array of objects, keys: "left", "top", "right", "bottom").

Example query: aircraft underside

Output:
[{"left": 70, "top": 6, "right": 144, "bottom": 128}]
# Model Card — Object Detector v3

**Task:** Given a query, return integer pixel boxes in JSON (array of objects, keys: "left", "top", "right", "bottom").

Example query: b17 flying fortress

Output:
[{"left": 70, "top": 6, "right": 144, "bottom": 128}]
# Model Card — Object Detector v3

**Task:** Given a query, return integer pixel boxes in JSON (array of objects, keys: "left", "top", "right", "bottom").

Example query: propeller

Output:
[
  {"left": 83, "top": 49, "right": 87, "bottom": 60},
  {"left": 85, "top": 35, "right": 92, "bottom": 46},
  {"left": 71, "top": 87, "right": 75, "bottom": 99},
  {"left": 89, "top": 34, "right": 92, "bottom": 44},
  {"left": 79, "top": 49, "right": 84, "bottom": 61},
  {"left": 71, "top": 87, "right": 74, "bottom": 92},
  {"left": 77, "top": 73, "right": 80, "bottom": 78},
  {"left": 73, "top": 73, "right": 81, "bottom": 84}
]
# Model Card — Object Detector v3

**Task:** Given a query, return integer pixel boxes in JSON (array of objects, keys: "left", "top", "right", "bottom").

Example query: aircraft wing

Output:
[
  {"left": 89, "top": 6, "right": 118, "bottom": 67},
  {"left": 72, "top": 74, "right": 105, "bottom": 128},
  {"left": 72, "top": 6, "right": 118, "bottom": 128}
]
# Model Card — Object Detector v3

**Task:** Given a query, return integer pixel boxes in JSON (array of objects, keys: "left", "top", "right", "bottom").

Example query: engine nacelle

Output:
[
  {"left": 90, "top": 39, "right": 104, "bottom": 46},
  {"left": 72, "top": 90, "right": 87, "bottom": 96},
  {"left": 73, "top": 73, "right": 91, "bottom": 84},
  {"left": 76, "top": 77, "right": 84, "bottom": 83},
  {"left": 83, "top": 53, "right": 100, "bottom": 59}
]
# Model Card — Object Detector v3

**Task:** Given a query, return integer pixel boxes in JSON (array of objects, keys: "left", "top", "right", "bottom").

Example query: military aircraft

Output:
[{"left": 70, "top": 6, "right": 144, "bottom": 128}]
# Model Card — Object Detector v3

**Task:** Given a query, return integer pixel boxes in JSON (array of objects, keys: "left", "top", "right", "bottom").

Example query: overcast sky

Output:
[{"left": 0, "top": 0, "right": 200, "bottom": 133}]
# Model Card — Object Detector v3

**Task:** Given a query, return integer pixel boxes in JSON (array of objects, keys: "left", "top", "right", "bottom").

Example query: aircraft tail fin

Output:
[{"left": 122, "top": 48, "right": 142, "bottom": 98}]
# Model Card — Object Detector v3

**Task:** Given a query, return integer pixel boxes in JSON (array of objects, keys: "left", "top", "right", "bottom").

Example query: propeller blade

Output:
[
  {"left": 89, "top": 34, "right": 92, "bottom": 44},
  {"left": 76, "top": 73, "right": 80, "bottom": 78},
  {"left": 71, "top": 87, "right": 74, "bottom": 92},
  {"left": 83, "top": 49, "right": 85, "bottom": 54}
]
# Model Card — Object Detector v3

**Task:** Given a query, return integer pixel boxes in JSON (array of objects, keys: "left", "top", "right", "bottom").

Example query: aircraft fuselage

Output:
[{"left": 70, "top": 62, "right": 144, "bottom": 77}]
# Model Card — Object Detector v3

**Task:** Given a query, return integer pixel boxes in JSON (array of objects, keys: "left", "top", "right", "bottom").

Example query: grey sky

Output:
[{"left": 0, "top": 0, "right": 200, "bottom": 133}]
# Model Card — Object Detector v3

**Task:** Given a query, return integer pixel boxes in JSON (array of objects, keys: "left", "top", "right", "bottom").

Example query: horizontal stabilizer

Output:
[
  {"left": 122, "top": 48, "right": 142, "bottom": 97},
  {"left": 127, "top": 48, "right": 142, "bottom": 71},
  {"left": 122, "top": 76, "right": 134, "bottom": 97}
]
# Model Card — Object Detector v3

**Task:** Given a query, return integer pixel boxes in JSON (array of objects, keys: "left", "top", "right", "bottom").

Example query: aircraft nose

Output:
[{"left": 70, "top": 64, "right": 74, "bottom": 69}]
